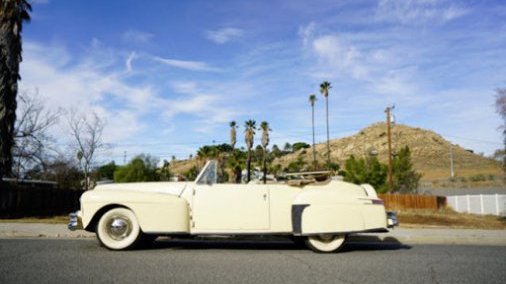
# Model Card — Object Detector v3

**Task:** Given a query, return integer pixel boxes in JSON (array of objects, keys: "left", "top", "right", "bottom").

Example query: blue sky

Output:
[{"left": 20, "top": 0, "right": 506, "bottom": 163}]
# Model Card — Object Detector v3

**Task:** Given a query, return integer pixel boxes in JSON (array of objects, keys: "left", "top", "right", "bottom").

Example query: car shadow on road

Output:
[
  {"left": 139, "top": 235, "right": 411, "bottom": 252},
  {"left": 341, "top": 235, "right": 411, "bottom": 253}
]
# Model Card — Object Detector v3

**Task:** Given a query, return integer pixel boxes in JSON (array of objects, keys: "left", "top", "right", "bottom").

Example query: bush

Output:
[
  {"left": 469, "top": 174, "right": 486, "bottom": 182},
  {"left": 342, "top": 155, "right": 387, "bottom": 193},
  {"left": 114, "top": 154, "right": 160, "bottom": 182}
]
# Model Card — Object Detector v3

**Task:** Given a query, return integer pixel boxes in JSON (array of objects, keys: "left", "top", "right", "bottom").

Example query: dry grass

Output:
[{"left": 398, "top": 208, "right": 506, "bottom": 230}]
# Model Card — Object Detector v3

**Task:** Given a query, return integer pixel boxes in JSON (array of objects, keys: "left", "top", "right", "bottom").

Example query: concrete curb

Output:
[{"left": 0, "top": 223, "right": 505, "bottom": 246}]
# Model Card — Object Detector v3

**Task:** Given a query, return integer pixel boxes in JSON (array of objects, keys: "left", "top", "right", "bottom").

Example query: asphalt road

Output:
[{"left": 0, "top": 238, "right": 505, "bottom": 284}]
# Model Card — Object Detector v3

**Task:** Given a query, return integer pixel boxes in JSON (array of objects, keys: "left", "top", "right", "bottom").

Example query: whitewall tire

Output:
[
  {"left": 305, "top": 234, "right": 346, "bottom": 253},
  {"left": 96, "top": 207, "right": 141, "bottom": 250}
]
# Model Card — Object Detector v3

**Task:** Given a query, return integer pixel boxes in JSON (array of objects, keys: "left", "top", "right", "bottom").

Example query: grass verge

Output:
[{"left": 398, "top": 208, "right": 506, "bottom": 230}]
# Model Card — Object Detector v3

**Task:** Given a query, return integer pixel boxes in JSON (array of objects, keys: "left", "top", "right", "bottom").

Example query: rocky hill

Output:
[
  {"left": 274, "top": 122, "right": 501, "bottom": 181},
  {"left": 171, "top": 122, "right": 503, "bottom": 186}
]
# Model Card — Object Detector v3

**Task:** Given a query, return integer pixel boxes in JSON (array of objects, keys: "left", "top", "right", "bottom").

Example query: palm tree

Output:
[
  {"left": 229, "top": 121, "right": 237, "bottom": 149},
  {"left": 260, "top": 121, "right": 271, "bottom": 184},
  {"left": 228, "top": 120, "right": 238, "bottom": 182},
  {"left": 320, "top": 81, "right": 332, "bottom": 166},
  {"left": 244, "top": 120, "right": 256, "bottom": 182},
  {"left": 0, "top": 0, "right": 31, "bottom": 180},
  {"left": 309, "top": 94, "right": 317, "bottom": 167}
]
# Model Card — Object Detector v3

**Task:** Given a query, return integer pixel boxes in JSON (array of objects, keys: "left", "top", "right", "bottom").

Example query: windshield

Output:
[{"left": 195, "top": 160, "right": 218, "bottom": 185}]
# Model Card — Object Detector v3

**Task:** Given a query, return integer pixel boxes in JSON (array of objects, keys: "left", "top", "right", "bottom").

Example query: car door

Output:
[{"left": 191, "top": 183, "right": 270, "bottom": 233}]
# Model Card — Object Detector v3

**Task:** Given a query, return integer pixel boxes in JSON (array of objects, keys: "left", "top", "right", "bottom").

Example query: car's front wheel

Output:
[
  {"left": 96, "top": 207, "right": 141, "bottom": 250},
  {"left": 305, "top": 234, "right": 346, "bottom": 253}
]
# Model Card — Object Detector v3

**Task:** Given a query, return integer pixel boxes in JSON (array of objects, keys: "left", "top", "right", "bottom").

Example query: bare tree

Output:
[
  {"left": 13, "top": 90, "right": 59, "bottom": 178},
  {"left": 68, "top": 110, "right": 105, "bottom": 190},
  {"left": 495, "top": 87, "right": 506, "bottom": 174}
]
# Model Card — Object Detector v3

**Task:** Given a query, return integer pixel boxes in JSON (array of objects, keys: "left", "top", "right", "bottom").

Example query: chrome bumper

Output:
[
  {"left": 386, "top": 211, "right": 399, "bottom": 228},
  {"left": 68, "top": 212, "right": 79, "bottom": 231}
]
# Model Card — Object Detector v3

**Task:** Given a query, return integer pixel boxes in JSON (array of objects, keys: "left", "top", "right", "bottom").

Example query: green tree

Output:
[
  {"left": 96, "top": 161, "right": 117, "bottom": 181},
  {"left": 319, "top": 81, "right": 332, "bottom": 166},
  {"left": 343, "top": 155, "right": 387, "bottom": 193},
  {"left": 244, "top": 120, "right": 256, "bottom": 182},
  {"left": 227, "top": 148, "right": 246, "bottom": 183},
  {"left": 260, "top": 121, "right": 271, "bottom": 184},
  {"left": 286, "top": 155, "right": 306, "bottom": 172},
  {"left": 283, "top": 142, "right": 292, "bottom": 153},
  {"left": 309, "top": 94, "right": 317, "bottom": 166},
  {"left": 0, "top": 0, "right": 31, "bottom": 179},
  {"left": 158, "top": 160, "right": 171, "bottom": 181},
  {"left": 270, "top": 144, "right": 282, "bottom": 158},
  {"left": 114, "top": 154, "right": 160, "bottom": 182},
  {"left": 184, "top": 165, "right": 199, "bottom": 181},
  {"left": 393, "top": 146, "right": 422, "bottom": 193},
  {"left": 292, "top": 142, "right": 310, "bottom": 152}
]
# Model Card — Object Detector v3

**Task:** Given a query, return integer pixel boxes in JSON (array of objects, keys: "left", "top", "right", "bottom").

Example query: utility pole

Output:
[
  {"left": 123, "top": 151, "right": 127, "bottom": 165},
  {"left": 385, "top": 106, "right": 395, "bottom": 192},
  {"left": 450, "top": 144, "right": 455, "bottom": 178}
]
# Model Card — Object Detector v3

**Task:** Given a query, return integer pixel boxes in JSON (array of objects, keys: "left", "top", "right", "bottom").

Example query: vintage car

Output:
[{"left": 69, "top": 160, "right": 398, "bottom": 253}]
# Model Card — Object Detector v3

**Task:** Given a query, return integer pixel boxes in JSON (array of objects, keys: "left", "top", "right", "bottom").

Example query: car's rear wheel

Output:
[
  {"left": 96, "top": 207, "right": 141, "bottom": 250},
  {"left": 305, "top": 234, "right": 346, "bottom": 253}
]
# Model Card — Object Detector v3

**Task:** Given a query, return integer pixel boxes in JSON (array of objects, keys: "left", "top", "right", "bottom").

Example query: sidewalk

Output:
[
  {"left": 0, "top": 223, "right": 505, "bottom": 245},
  {"left": 0, "top": 223, "right": 95, "bottom": 238}
]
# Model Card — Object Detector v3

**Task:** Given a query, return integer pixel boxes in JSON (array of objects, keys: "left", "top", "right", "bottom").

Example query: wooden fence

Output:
[
  {"left": 0, "top": 182, "right": 82, "bottom": 218},
  {"left": 378, "top": 194, "right": 446, "bottom": 210}
]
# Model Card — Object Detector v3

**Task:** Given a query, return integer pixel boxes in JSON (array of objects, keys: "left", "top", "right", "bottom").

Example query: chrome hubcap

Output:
[
  {"left": 107, "top": 216, "right": 132, "bottom": 240},
  {"left": 317, "top": 235, "right": 335, "bottom": 243}
]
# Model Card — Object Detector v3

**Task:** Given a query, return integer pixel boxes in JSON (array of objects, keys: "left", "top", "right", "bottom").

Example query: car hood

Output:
[{"left": 93, "top": 181, "right": 189, "bottom": 197}]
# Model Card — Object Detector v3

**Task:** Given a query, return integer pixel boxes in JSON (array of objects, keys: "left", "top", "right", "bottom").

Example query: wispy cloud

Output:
[
  {"left": 153, "top": 56, "right": 221, "bottom": 72},
  {"left": 163, "top": 81, "right": 241, "bottom": 133},
  {"left": 206, "top": 27, "right": 244, "bottom": 44},
  {"left": 376, "top": 0, "right": 469, "bottom": 24},
  {"left": 19, "top": 41, "right": 162, "bottom": 144},
  {"left": 299, "top": 22, "right": 424, "bottom": 107},
  {"left": 125, "top": 51, "right": 136, "bottom": 73},
  {"left": 122, "top": 29, "right": 154, "bottom": 43}
]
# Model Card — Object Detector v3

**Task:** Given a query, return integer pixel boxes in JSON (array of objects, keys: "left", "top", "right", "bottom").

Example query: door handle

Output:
[{"left": 263, "top": 194, "right": 267, "bottom": 201}]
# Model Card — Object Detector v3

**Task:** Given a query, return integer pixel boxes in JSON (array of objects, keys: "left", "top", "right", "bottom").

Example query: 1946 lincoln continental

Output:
[{"left": 69, "top": 160, "right": 398, "bottom": 253}]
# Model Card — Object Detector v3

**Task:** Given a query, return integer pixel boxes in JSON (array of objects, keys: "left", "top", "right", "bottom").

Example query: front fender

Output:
[{"left": 80, "top": 190, "right": 189, "bottom": 233}]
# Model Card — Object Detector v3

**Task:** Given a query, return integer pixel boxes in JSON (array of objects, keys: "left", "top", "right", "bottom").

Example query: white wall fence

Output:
[{"left": 447, "top": 194, "right": 506, "bottom": 216}]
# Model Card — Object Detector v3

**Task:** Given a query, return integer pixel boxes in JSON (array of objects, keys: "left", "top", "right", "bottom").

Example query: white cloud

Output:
[
  {"left": 19, "top": 41, "right": 160, "bottom": 145},
  {"left": 312, "top": 35, "right": 368, "bottom": 79},
  {"left": 153, "top": 56, "right": 221, "bottom": 72},
  {"left": 298, "top": 22, "right": 317, "bottom": 47},
  {"left": 125, "top": 51, "right": 136, "bottom": 73},
  {"left": 376, "top": 0, "right": 469, "bottom": 24},
  {"left": 206, "top": 27, "right": 244, "bottom": 44},
  {"left": 161, "top": 81, "right": 243, "bottom": 134},
  {"left": 300, "top": 26, "right": 423, "bottom": 101},
  {"left": 122, "top": 30, "right": 154, "bottom": 43}
]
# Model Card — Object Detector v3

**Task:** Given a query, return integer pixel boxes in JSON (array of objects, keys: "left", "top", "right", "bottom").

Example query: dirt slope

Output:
[{"left": 274, "top": 122, "right": 501, "bottom": 181}]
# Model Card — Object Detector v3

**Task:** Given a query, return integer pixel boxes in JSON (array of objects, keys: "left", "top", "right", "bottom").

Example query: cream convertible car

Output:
[{"left": 69, "top": 160, "right": 398, "bottom": 253}]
